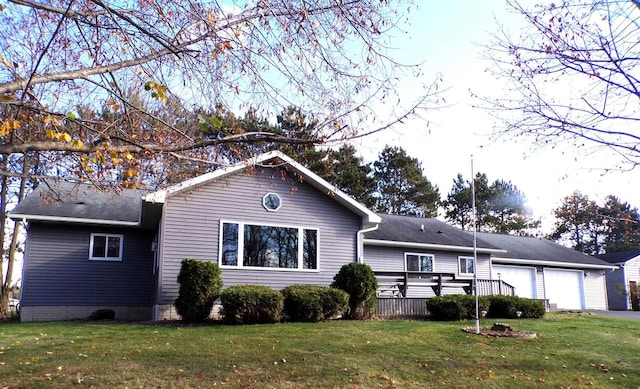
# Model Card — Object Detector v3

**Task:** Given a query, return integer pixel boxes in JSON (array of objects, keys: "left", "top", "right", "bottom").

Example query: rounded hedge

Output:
[
  {"left": 427, "top": 294, "right": 545, "bottom": 321},
  {"left": 331, "top": 263, "right": 378, "bottom": 320},
  {"left": 220, "top": 285, "right": 283, "bottom": 324},
  {"left": 281, "top": 284, "right": 349, "bottom": 322},
  {"left": 174, "top": 258, "right": 222, "bottom": 322},
  {"left": 485, "top": 295, "right": 545, "bottom": 319},
  {"left": 427, "top": 294, "right": 489, "bottom": 321}
]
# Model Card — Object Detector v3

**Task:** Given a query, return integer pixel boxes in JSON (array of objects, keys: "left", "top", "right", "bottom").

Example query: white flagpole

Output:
[{"left": 471, "top": 155, "right": 480, "bottom": 334}]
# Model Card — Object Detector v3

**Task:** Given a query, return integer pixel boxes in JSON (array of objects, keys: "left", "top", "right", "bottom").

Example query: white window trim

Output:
[
  {"left": 262, "top": 192, "right": 282, "bottom": 212},
  {"left": 89, "top": 233, "right": 124, "bottom": 261},
  {"left": 404, "top": 252, "right": 435, "bottom": 272},
  {"left": 218, "top": 220, "right": 320, "bottom": 272},
  {"left": 458, "top": 256, "right": 475, "bottom": 276}
]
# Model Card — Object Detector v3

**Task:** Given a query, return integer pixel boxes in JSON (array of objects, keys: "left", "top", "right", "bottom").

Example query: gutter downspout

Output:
[{"left": 357, "top": 224, "right": 379, "bottom": 264}]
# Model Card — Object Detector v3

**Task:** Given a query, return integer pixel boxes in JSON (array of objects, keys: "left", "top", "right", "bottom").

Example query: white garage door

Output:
[
  {"left": 545, "top": 269, "right": 584, "bottom": 310},
  {"left": 492, "top": 265, "right": 536, "bottom": 298}
]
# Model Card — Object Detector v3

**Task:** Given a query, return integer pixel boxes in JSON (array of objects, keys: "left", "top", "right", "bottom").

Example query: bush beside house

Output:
[
  {"left": 331, "top": 263, "right": 378, "bottom": 319},
  {"left": 174, "top": 259, "right": 223, "bottom": 322},
  {"left": 281, "top": 285, "right": 349, "bottom": 322},
  {"left": 427, "top": 294, "right": 545, "bottom": 321},
  {"left": 485, "top": 295, "right": 545, "bottom": 319},
  {"left": 427, "top": 295, "right": 490, "bottom": 321},
  {"left": 220, "top": 285, "right": 283, "bottom": 324}
]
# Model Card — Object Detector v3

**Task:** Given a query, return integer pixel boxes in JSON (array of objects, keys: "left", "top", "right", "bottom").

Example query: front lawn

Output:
[{"left": 0, "top": 313, "right": 638, "bottom": 388}]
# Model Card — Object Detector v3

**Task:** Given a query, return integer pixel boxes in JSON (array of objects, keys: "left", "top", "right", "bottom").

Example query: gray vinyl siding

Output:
[
  {"left": 21, "top": 223, "right": 155, "bottom": 307},
  {"left": 626, "top": 257, "right": 640, "bottom": 284},
  {"left": 364, "top": 245, "right": 491, "bottom": 279},
  {"left": 605, "top": 268, "right": 628, "bottom": 310},
  {"left": 157, "top": 167, "right": 362, "bottom": 305}
]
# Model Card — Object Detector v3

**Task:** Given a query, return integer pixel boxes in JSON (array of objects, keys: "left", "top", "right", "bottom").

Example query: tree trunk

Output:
[
  {"left": 0, "top": 155, "right": 29, "bottom": 319},
  {"left": 0, "top": 155, "right": 8, "bottom": 319}
]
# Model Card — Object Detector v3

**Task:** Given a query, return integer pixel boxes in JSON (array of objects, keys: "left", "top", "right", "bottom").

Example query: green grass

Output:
[{"left": 0, "top": 312, "right": 639, "bottom": 388}]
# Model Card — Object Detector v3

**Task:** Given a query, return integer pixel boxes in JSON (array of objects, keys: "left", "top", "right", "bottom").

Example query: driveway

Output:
[{"left": 587, "top": 310, "right": 640, "bottom": 320}]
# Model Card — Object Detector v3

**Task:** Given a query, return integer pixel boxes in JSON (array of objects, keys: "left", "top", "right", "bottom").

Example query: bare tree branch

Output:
[{"left": 482, "top": 0, "right": 640, "bottom": 169}]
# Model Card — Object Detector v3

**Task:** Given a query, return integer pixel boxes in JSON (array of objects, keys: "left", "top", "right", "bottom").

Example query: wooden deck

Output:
[{"left": 375, "top": 271, "right": 516, "bottom": 298}]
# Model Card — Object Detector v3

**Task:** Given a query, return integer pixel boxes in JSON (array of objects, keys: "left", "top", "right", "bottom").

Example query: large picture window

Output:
[
  {"left": 89, "top": 233, "right": 123, "bottom": 261},
  {"left": 405, "top": 253, "right": 434, "bottom": 272},
  {"left": 458, "top": 256, "right": 475, "bottom": 276},
  {"left": 220, "top": 221, "right": 318, "bottom": 270}
]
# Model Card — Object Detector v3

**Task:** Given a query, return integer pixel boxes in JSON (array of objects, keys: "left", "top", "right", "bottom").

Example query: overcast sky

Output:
[{"left": 351, "top": 0, "right": 639, "bottom": 233}]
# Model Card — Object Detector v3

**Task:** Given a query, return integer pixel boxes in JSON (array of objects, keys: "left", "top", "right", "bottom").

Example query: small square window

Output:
[
  {"left": 405, "top": 253, "right": 434, "bottom": 273},
  {"left": 262, "top": 193, "right": 281, "bottom": 211},
  {"left": 458, "top": 256, "right": 474, "bottom": 276},
  {"left": 90, "top": 233, "right": 123, "bottom": 261}
]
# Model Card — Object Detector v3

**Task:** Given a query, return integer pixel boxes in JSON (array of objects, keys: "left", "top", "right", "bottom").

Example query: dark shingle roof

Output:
[
  {"left": 476, "top": 232, "right": 613, "bottom": 267},
  {"left": 596, "top": 250, "right": 640, "bottom": 264},
  {"left": 365, "top": 214, "right": 499, "bottom": 250},
  {"left": 10, "top": 182, "right": 146, "bottom": 224},
  {"left": 365, "top": 214, "right": 614, "bottom": 268}
]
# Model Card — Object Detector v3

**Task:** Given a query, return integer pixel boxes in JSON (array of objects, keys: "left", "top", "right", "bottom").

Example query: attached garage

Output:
[
  {"left": 544, "top": 269, "right": 584, "bottom": 310},
  {"left": 478, "top": 232, "right": 615, "bottom": 311},
  {"left": 492, "top": 265, "right": 536, "bottom": 299}
]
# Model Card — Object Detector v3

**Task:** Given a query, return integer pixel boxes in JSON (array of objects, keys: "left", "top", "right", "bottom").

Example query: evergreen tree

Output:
[
  {"left": 601, "top": 196, "right": 640, "bottom": 253},
  {"left": 372, "top": 146, "right": 440, "bottom": 217},
  {"left": 445, "top": 174, "right": 537, "bottom": 234},
  {"left": 550, "top": 192, "right": 600, "bottom": 254},
  {"left": 326, "top": 146, "right": 376, "bottom": 208},
  {"left": 272, "top": 107, "right": 333, "bottom": 179},
  {"left": 551, "top": 192, "right": 640, "bottom": 254},
  {"left": 445, "top": 174, "right": 473, "bottom": 230},
  {"left": 471, "top": 173, "right": 493, "bottom": 232},
  {"left": 486, "top": 180, "right": 539, "bottom": 234},
  {"left": 269, "top": 110, "right": 376, "bottom": 207}
]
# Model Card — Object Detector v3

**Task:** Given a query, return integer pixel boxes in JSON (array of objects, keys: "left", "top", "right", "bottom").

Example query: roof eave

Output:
[
  {"left": 363, "top": 238, "right": 505, "bottom": 254},
  {"left": 492, "top": 257, "right": 618, "bottom": 270},
  {"left": 8, "top": 213, "right": 140, "bottom": 227}
]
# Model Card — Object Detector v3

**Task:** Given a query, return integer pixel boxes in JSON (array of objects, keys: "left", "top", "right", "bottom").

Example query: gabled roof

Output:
[
  {"left": 597, "top": 249, "right": 640, "bottom": 265},
  {"left": 477, "top": 232, "right": 616, "bottom": 269},
  {"left": 364, "top": 214, "right": 504, "bottom": 254},
  {"left": 9, "top": 182, "right": 146, "bottom": 226},
  {"left": 144, "top": 151, "right": 381, "bottom": 226},
  {"left": 9, "top": 152, "right": 380, "bottom": 228}
]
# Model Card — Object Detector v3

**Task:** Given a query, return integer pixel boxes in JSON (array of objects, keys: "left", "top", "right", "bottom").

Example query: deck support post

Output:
[{"left": 402, "top": 272, "right": 408, "bottom": 297}]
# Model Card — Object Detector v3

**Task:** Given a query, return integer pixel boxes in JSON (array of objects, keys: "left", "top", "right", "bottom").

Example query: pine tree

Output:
[{"left": 372, "top": 146, "right": 440, "bottom": 217}]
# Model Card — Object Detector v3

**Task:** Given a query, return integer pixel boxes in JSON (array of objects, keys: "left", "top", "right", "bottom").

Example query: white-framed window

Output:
[
  {"left": 405, "top": 253, "right": 434, "bottom": 272},
  {"left": 262, "top": 193, "right": 282, "bottom": 212},
  {"left": 89, "top": 233, "right": 123, "bottom": 261},
  {"left": 458, "top": 256, "right": 475, "bottom": 276},
  {"left": 220, "top": 220, "right": 318, "bottom": 271}
]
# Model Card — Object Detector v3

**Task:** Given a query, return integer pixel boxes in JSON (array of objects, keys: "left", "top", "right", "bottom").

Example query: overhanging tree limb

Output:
[{"left": 483, "top": 0, "right": 640, "bottom": 169}]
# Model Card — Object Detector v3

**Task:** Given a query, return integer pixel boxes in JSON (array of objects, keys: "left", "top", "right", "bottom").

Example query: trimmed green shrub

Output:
[
  {"left": 427, "top": 295, "right": 545, "bottom": 321},
  {"left": 515, "top": 298, "right": 545, "bottom": 318},
  {"left": 174, "top": 258, "right": 222, "bottom": 322},
  {"left": 220, "top": 285, "right": 283, "bottom": 324},
  {"left": 427, "top": 295, "right": 489, "bottom": 321},
  {"left": 331, "top": 263, "right": 378, "bottom": 319},
  {"left": 486, "top": 295, "right": 545, "bottom": 319},
  {"left": 281, "top": 284, "right": 349, "bottom": 322}
]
